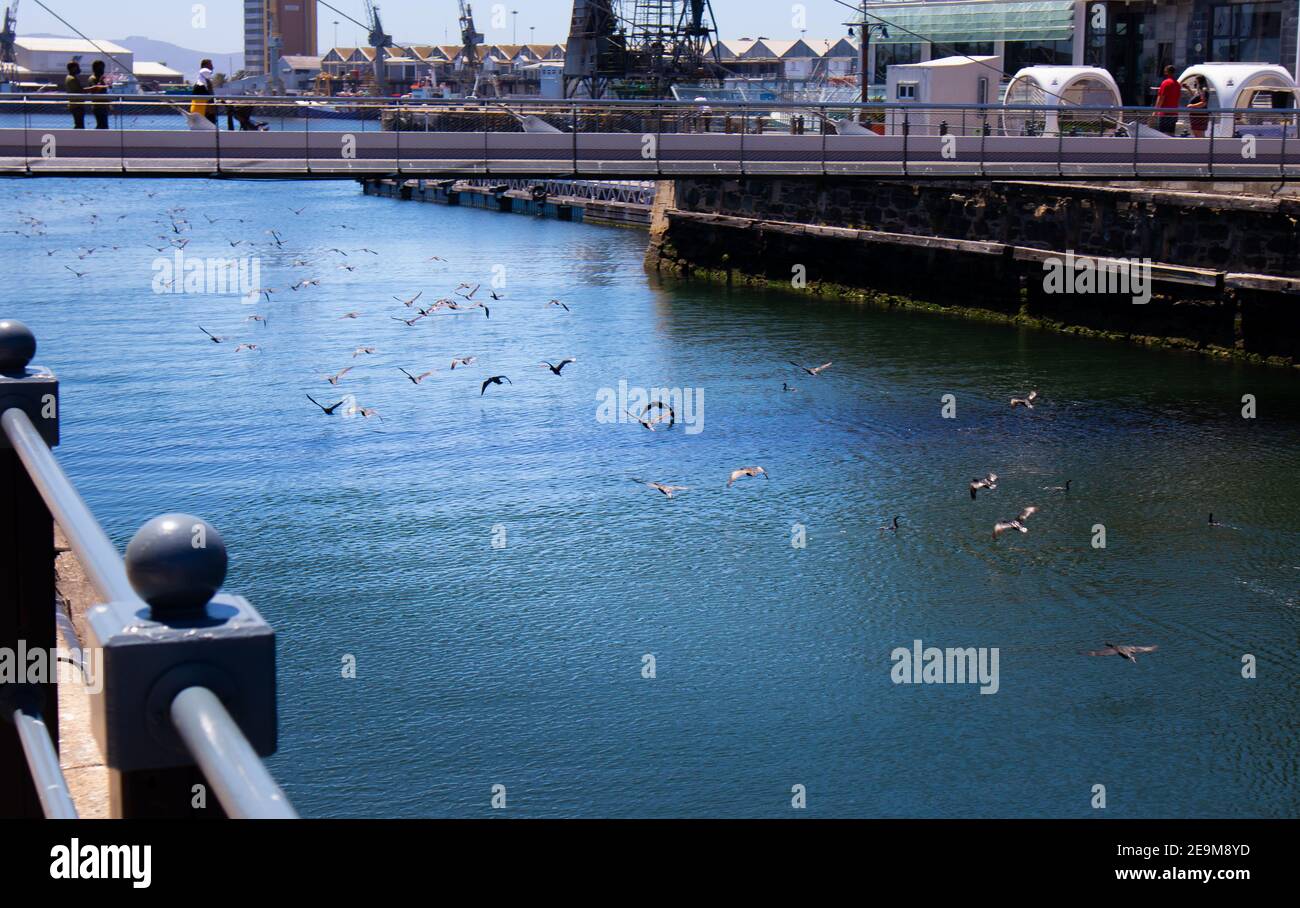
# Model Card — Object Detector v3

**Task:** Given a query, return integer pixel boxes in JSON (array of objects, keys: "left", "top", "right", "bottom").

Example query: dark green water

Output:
[{"left": 5, "top": 179, "right": 1297, "bottom": 817}]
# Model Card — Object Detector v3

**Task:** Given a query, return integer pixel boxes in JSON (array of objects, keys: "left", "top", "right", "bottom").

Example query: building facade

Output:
[
  {"left": 864, "top": 0, "right": 1298, "bottom": 104},
  {"left": 245, "top": 0, "right": 318, "bottom": 77}
]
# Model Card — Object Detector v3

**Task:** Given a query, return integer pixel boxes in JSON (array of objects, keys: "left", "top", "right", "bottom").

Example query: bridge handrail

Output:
[
  {"left": 0, "top": 321, "right": 296, "bottom": 819},
  {"left": 0, "top": 93, "right": 1294, "bottom": 118}
]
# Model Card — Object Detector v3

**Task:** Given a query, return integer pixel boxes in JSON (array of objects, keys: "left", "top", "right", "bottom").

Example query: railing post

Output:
[
  {"left": 79, "top": 513, "right": 282, "bottom": 818},
  {"left": 0, "top": 319, "right": 58, "bottom": 818},
  {"left": 1207, "top": 115, "right": 1215, "bottom": 180}
]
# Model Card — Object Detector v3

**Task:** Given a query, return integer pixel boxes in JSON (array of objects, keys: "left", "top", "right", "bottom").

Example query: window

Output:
[
  {"left": 896, "top": 81, "right": 917, "bottom": 100},
  {"left": 943, "top": 42, "right": 996, "bottom": 59},
  {"left": 1005, "top": 39, "right": 1073, "bottom": 71},
  {"left": 873, "top": 42, "right": 920, "bottom": 84},
  {"left": 1209, "top": 2, "right": 1282, "bottom": 64}
]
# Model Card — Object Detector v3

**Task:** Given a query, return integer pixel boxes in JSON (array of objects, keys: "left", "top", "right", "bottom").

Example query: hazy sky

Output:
[{"left": 22, "top": 1, "right": 859, "bottom": 52}]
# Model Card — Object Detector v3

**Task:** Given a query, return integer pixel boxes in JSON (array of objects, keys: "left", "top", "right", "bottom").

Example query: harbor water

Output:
[{"left": 4, "top": 178, "right": 1298, "bottom": 818}]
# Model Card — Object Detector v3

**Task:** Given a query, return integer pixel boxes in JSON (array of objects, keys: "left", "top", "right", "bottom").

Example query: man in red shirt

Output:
[{"left": 1153, "top": 65, "right": 1182, "bottom": 135}]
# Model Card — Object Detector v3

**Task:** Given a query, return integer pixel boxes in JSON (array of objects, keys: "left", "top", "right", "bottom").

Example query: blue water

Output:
[{"left": 4, "top": 178, "right": 1298, "bottom": 818}]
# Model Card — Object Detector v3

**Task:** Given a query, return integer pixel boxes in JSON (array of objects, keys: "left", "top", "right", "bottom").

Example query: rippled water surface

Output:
[{"left": 5, "top": 178, "right": 1298, "bottom": 817}]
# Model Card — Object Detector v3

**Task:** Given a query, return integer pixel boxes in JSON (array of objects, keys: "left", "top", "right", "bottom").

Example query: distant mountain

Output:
[{"left": 29, "top": 33, "right": 241, "bottom": 80}]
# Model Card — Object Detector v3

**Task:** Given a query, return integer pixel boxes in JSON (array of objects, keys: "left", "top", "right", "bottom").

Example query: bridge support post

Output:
[{"left": 0, "top": 319, "right": 58, "bottom": 818}]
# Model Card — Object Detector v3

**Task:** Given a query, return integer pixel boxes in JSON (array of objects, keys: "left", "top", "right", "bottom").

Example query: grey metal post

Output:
[{"left": 0, "top": 320, "right": 58, "bottom": 818}]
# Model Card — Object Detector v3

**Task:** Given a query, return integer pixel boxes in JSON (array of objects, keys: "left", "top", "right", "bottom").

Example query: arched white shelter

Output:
[
  {"left": 1001, "top": 66, "right": 1122, "bottom": 137},
  {"left": 1178, "top": 63, "right": 1298, "bottom": 137}
]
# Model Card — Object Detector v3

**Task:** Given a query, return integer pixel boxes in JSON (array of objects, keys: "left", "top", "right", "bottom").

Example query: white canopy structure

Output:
[
  {"left": 1001, "top": 66, "right": 1122, "bottom": 137},
  {"left": 1178, "top": 63, "right": 1298, "bottom": 137}
]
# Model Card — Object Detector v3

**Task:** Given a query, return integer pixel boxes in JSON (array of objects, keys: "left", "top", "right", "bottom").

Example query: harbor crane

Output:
[
  {"left": 365, "top": 0, "right": 393, "bottom": 95},
  {"left": 0, "top": 0, "right": 18, "bottom": 65},
  {"left": 458, "top": 1, "right": 491, "bottom": 98}
]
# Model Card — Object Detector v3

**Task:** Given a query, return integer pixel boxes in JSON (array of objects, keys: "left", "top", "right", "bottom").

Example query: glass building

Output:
[{"left": 863, "top": 0, "right": 1298, "bottom": 105}]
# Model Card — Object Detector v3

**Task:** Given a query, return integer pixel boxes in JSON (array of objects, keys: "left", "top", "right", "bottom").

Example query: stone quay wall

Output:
[{"left": 647, "top": 178, "right": 1300, "bottom": 369}]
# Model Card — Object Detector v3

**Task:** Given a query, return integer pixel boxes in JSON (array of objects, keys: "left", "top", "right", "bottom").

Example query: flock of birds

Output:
[{"left": 10, "top": 187, "right": 1211, "bottom": 667}]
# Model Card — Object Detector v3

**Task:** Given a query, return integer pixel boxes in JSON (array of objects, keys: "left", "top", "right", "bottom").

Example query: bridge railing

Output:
[
  {"left": 1, "top": 94, "right": 1297, "bottom": 179},
  {"left": 0, "top": 320, "right": 296, "bottom": 819}
]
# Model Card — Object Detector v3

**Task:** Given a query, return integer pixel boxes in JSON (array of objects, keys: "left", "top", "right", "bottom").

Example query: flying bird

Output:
[
  {"left": 790, "top": 360, "right": 832, "bottom": 376},
  {"left": 234, "top": 343, "right": 260, "bottom": 353},
  {"left": 540, "top": 358, "right": 575, "bottom": 375},
  {"left": 322, "top": 366, "right": 353, "bottom": 385},
  {"left": 450, "top": 356, "right": 477, "bottom": 370},
  {"left": 394, "top": 291, "right": 423, "bottom": 308},
  {"left": 198, "top": 326, "right": 228, "bottom": 344},
  {"left": 1084, "top": 643, "right": 1158, "bottom": 663},
  {"left": 399, "top": 368, "right": 434, "bottom": 385},
  {"left": 306, "top": 394, "right": 347, "bottom": 415},
  {"left": 878, "top": 515, "right": 901, "bottom": 534},
  {"left": 970, "top": 472, "right": 999, "bottom": 499},
  {"left": 481, "top": 375, "right": 512, "bottom": 395},
  {"left": 547, "top": 299, "right": 570, "bottom": 311},
  {"left": 1045, "top": 479, "right": 1072, "bottom": 493},
  {"left": 631, "top": 478, "right": 690, "bottom": 499},
  {"left": 1010, "top": 390, "right": 1039, "bottom": 409},
  {"left": 727, "top": 466, "right": 769, "bottom": 487},
  {"left": 352, "top": 346, "right": 377, "bottom": 357},
  {"left": 993, "top": 506, "right": 1039, "bottom": 539}
]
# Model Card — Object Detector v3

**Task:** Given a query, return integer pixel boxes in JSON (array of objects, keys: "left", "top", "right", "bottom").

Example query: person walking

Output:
[
  {"left": 191, "top": 59, "right": 217, "bottom": 126},
  {"left": 1153, "top": 64, "right": 1182, "bottom": 136},
  {"left": 1187, "top": 76, "right": 1210, "bottom": 138},
  {"left": 87, "top": 59, "right": 111, "bottom": 129},
  {"left": 64, "top": 61, "right": 85, "bottom": 129}
]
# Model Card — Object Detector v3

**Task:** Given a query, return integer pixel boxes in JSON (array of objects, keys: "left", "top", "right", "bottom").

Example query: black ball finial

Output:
[
  {"left": 0, "top": 319, "right": 36, "bottom": 374},
  {"left": 126, "top": 514, "right": 228, "bottom": 617}
]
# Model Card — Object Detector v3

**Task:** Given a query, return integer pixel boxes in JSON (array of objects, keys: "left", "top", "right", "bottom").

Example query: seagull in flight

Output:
[
  {"left": 198, "top": 326, "right": 228, "bottom": 344},
  {"left": 322, "top": 366, "right": 353, "bottom": 385},
  {"left": 628, "top": 401, "right": 674, "bottom": 431},
  {"left": 727, "top": 466, "right": 770, "bottom": 487},
  {"left": 1010, "top": 390, "right": 1038, "bottom": 409},
  {"left": 399, "top": 368, "right": 434, "bottom": 385},
  {"left": 993, "top": 506, "right": 1039, "bottom": 539},
  {"left": 970, "top": 472, "right": 999, "bottom": 500},
  {"left": 450, "top": 356, "right": 477, "bottom": 370},
  {"left": 1045, "top": 479, "right": 1072, "bottom": 493},
  {"left": 394, "top": 291, "right": 423, "bottom": 308},
  {"left": 878, "top": 515, "right": 901, "bottom": 534},
  {"left": 234, "top": 343, "right": 260, "bottom": 353},
  {"left": 481, "top": 375, "right": 512, "bottom": 395},
  {"left": 351, "top": 346, "right": 377, "bottom": 358},
  {"left": 547, "top": 299, "right": 570, "bottom": 311},
  {"left": 540, "top": 358, "right": 575, "bottom": 376},
  {"left": 790, "top": 360, "right": 832, "bottom": 376},
  {"left": 631, "top": 478, "right": 690, "bottom": 499},
  {"left": 1084, "top": 643, "right": 1158, "bottom": 663}
]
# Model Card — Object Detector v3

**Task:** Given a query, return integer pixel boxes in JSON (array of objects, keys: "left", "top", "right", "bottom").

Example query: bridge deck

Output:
[{"left": 2, "top": 129, "right": 1297, "bottom": 180}]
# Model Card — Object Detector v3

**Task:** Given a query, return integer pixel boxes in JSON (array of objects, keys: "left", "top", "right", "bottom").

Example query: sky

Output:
[{"left": 20, "top": 1, "right": 860, "bottom": 53}]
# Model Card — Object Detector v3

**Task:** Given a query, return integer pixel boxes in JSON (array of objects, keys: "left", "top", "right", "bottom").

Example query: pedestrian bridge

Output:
[{"left": 1, "top": 95, "right": 1297, "bottom": 180}]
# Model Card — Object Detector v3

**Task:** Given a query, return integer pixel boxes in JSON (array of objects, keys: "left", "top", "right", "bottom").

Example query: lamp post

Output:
[
  {"left": 332, "top": 20, "right": 339, "bottom": 48},
  {"left": 513, "top": 10, "right": 519, "bottom": 45}
]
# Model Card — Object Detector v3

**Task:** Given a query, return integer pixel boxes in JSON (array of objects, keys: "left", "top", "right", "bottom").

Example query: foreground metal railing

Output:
[
  {"left": 0, "top": 319, "right": 295, "bottom": 819},
  {"left": 0, "top": 94, "right": 1297, "bottom": 180}
]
